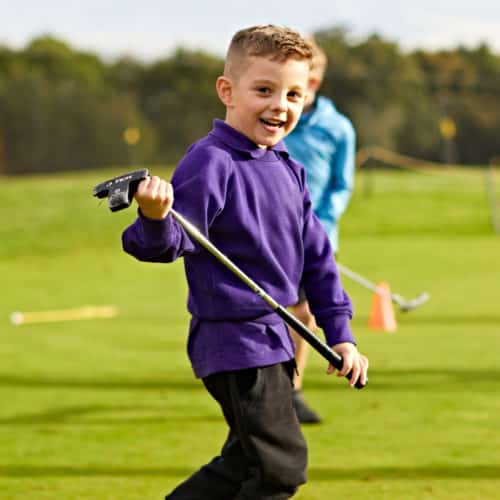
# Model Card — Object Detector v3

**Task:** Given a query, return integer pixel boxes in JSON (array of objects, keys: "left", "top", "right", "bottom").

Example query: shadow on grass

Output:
[
  {"left": 406, "top": 314, "right": 500, "bottom": 326},
  {"left": 0, "top": 464, "right": 498, "bottom": 480},
  {"left": 356, "top": 313, "right": 500, "bottom": 326},
  {"left": 1, "top": 368, "right": 499, "bottom": 394},
  {"left": 303, "top": 368, "right": 500, "bottom": 391},
  {"left": 309, "top": 465, "right": 500, "bottom": 481},
  {"left": 0, "top": 404, "right": 222, "bottom": 426},
  {"left": 0, "top": 375, "right": 202, "bottom": 391}
]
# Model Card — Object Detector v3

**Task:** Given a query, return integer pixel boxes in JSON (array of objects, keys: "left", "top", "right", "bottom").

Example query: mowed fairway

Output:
[{"left": 1, "top": 166, "right": 499, "bottom": 499}]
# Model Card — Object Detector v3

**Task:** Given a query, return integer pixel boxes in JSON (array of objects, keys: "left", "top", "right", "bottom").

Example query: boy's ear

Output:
[
  {"left": 308, "top": 75, "right": 322, "bottom": 93},
  {"left": 216, "top": 76, "right": 234, "bottom": 107}
]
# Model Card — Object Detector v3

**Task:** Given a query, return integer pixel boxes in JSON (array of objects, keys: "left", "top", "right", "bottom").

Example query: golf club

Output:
[
  {"left": 93, "top": 169, "right": 367, "bottom": 389},
  {"left": 336, "top": 263, "right": 430, "bottom": 312}
]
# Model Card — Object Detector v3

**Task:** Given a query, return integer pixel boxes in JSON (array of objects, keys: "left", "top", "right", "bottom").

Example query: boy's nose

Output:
[{"left": 270, "top": 93, "right": 287, "bottom": 111}]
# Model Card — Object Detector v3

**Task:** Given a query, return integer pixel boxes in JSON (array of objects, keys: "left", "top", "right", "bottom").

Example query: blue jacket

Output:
[{"left": 284, "top": 96, "right": 356, "bottom": 252}]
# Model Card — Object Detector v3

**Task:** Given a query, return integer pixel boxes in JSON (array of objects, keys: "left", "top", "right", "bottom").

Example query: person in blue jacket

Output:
[{"left": 284, "top": 37, "right": 356, "bottom": 424}]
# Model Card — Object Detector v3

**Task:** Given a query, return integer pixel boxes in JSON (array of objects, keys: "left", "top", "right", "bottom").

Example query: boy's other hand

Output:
[
  {"left": 327, "top": 342, "right": 369, "bottom": 388},
  {"left": 134, "top": 176, "right": 173, "bottom": 220}
]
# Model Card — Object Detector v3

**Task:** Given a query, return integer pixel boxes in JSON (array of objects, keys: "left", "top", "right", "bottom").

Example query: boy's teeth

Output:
[{"left": 263, "top": 119, "right": 282, "bottom": 127}]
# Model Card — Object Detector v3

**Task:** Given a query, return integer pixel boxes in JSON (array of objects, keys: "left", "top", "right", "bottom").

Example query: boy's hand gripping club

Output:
[{"left": 93, "top": 169, "right": 367, "bottom": 389}]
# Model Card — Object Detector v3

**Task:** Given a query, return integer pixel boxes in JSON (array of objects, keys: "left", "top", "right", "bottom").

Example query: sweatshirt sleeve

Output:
[
  {"left": 122, "top": 144, "right": 231, "bottom": 263},
  {"left": 301, "top": 175, "right": 355, "bottom": 346}
]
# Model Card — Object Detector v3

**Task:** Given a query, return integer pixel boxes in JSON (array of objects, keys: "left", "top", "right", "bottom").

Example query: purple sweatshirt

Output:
[{"left": 122, "top": 119, "right": 354, "bottom": 378}]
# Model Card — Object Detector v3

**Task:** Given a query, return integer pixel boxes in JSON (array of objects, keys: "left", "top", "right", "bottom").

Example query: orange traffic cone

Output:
[{"left": 368, "top": 282, "right": 397, "bottom": 332}]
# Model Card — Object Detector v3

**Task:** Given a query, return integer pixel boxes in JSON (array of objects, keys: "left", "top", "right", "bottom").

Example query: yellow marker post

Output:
[
  {"left": 123, "top": 127, "right": 141, "bottom": 146},
  {"left": 439, "top": 117, "right": 457, "bottom": 140}
]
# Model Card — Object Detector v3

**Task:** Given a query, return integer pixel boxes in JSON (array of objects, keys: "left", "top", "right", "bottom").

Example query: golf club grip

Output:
[{"left": 275, "top": 306, "right": 366, "bottom": 389}]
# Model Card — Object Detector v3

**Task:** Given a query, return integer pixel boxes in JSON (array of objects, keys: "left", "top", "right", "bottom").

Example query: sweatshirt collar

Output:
[{"left": 210, "top": 119, "right": 289, "bottom": 160}]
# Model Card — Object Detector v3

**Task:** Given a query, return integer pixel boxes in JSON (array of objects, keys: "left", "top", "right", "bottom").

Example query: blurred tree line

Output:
[{"left": 1, "top": 28, "right": 499, "bottom": 175}]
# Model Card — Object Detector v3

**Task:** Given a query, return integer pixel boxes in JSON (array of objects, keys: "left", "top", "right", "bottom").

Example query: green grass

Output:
[{"left": 1, "top": 166, "right": 499, "bottom": 499}]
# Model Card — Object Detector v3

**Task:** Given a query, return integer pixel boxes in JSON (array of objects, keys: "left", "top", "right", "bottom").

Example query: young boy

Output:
[
  {"left": 284, "top": 37, "right": 357, "bottom": 424},
  {"left": 122, "top": 25, "right": 368, "bottom": 500}
]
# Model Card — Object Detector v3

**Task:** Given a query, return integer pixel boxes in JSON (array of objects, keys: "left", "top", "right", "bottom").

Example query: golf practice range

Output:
[{"left": 1, "top": 165, "right": 499, "bottom": 499}]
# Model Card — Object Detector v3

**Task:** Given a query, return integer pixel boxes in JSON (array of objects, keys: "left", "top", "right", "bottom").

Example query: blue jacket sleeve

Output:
[
  {"left": 122, "top": 145, "right": 231, "bottom": 263},
  {"left": 317, "top": 116, "right": 356, "bottom": 232},
  {"left": 300, "top": 171, "right": 355, "bottom": 346}
]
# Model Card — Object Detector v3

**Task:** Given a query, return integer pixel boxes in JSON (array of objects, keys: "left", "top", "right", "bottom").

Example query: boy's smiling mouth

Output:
[{"left": 260, "top": 118, "right": 285, "bottom": 128}]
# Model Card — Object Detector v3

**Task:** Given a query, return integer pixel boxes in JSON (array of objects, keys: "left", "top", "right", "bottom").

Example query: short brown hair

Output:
[
  {"left": 224, "top": 25, "right": 313, "bottom": 78},
  {"left": 307, "top": 36, "right": 328, "bottom": 82}
]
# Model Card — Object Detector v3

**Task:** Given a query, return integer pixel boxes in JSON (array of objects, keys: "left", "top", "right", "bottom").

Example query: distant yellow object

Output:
[
  {"left": 10, "top": 306, "right": 118, "bottom": 326},
  {"left": 123, "top": 127, "right": 141, "bottom": 146},
  {"left": 439, "top": 117, "right": 457, "bottom": 139}
]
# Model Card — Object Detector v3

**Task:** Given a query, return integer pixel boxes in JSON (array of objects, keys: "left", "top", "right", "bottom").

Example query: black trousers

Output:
[{"left": 165, "top": 361, "right": 308, "bottom": 500}]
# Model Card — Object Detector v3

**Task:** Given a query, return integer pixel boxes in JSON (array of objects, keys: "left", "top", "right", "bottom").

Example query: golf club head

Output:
[
  {"left": 93, "top": 168, "right": 149, "bottom": 212},
  {"left": 399, "top": 292, "right": 430, "bottom": 312}
]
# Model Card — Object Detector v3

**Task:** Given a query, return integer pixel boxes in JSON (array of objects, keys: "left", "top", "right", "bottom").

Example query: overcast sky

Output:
[{"left": 2, "top": 0, "right": 500, "bottom": 61}]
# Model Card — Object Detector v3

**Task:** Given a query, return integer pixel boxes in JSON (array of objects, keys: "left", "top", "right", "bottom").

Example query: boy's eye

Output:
[
  {"left": 257, "top": 87, "right": 271, "bottom": 94},
  {"left": 288, "top": 91, "right": 303, "bottom": 100}
]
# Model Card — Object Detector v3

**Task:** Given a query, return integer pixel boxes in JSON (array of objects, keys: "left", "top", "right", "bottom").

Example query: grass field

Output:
[{"left": 1, "top": 166, "right": 499, "bottom": 499}]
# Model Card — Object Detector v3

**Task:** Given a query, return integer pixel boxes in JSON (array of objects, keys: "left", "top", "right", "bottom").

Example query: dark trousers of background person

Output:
[{"left": 165, "top": 361, "right": 308, "bottom": 500}]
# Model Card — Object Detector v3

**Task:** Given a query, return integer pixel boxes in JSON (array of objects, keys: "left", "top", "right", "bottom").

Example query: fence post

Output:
[{"left": 485, "top": 158, "right": 500, "bottom": 235}]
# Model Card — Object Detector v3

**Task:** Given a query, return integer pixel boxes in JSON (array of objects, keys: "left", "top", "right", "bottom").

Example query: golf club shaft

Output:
[
  {"left": 337, "top": 262, "right": 405, "bottom": 307},
  {"left": 170, "top": 208, "right": 365, "bottom": 389}
]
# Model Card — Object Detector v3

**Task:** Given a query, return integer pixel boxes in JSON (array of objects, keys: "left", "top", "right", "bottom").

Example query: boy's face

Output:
[{"left": 219, "top": 56, "right": 309, "bottom": 148}]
